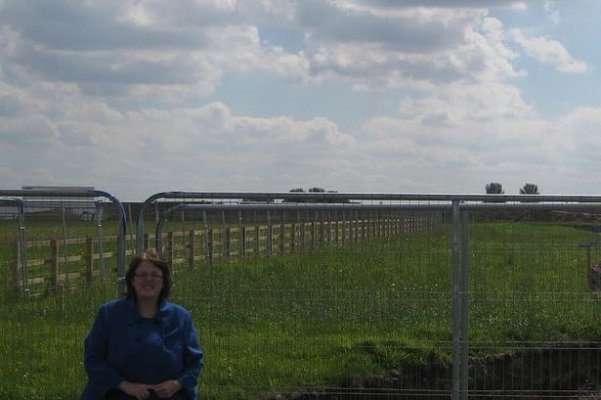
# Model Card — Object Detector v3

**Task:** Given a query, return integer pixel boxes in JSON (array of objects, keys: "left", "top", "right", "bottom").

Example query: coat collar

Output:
[{"left": 124, "top": 297, "right": 170, "bottom": 325}]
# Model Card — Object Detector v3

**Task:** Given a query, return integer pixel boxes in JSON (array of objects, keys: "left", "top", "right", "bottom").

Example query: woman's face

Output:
[{"left": 132, "top": 260, "right": 164, "bottom": 301}]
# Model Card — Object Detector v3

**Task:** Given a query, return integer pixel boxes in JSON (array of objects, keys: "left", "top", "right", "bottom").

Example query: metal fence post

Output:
[
  {"left": 460, "top": 208, "right": 470, "bottom": 400},
  {"left": 17, "top": 200, "right": 29, "bottom": 299},
  {"left": 452, "top": 200, "right": 462, "bottom": 400},
  {"left": 95, "top": 204, "right": 106, "bottom": 282},
  {"left": 452, "top": 201, "right": 470, "bottom": 400}
]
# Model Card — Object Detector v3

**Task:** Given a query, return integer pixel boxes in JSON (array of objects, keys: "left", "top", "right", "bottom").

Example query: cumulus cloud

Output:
[
  {"left": 0, "top": 0, "right": 597, "bottom": 198},
  {"left": 1, "top": 64, "right": 597, "bottom": 198},
  {"left": 0, "top": 77, "right": 361, "bottom": 196},
  {"left": 0, "top": 0, "right": 279, "bottom": 100},
  {"left": 510, "top": 29, "right": 587, "bottom": 74},
  {"left": 296, "top": 0, "right": 470, "bottom": 53},
  {"left": 397, "top": 81, "right": 532, "bottom": 126},
  {"left": 2, "top": 0, "right": 527, "bottom": 99},
  {"left": 293, "top": 2, "right": 522, "bottom": 90},
  {"left": 0, "top": 0, "right": 527, "bottom": 99}
]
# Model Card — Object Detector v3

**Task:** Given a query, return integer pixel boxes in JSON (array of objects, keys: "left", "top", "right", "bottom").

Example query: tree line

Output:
[
  {"left": 286, "top": 185, "right": 542, "bottom": 197},
  {"left": 485, "top": 182, "right": 540, "bottom": 195}
]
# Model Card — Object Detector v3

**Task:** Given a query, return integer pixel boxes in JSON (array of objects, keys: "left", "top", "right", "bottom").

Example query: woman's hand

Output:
[
  {"left": 153, "top": 379, "right": 182, "bottom": 398},
  {"left": 117, "top": 381, "right": 153, "bottom": 400}
]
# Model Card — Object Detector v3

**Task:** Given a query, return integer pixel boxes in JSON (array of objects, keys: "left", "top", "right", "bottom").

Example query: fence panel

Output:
[
  {"left": 140, "top": 194, "right": 448, "bottom": 399},
  {"left": 0, "top": 188, "right": 127, "bottom": 399},
  {"left": 3, "top": 192, "right": 601, "bottom": 399},
  {"left": 465, "top": 204, "right": 601, "bottom": 399}
]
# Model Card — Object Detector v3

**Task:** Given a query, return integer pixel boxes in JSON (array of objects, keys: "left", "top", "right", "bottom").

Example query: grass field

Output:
[{"left": 1, "top": 221, "right": 600, "bottom": 399}]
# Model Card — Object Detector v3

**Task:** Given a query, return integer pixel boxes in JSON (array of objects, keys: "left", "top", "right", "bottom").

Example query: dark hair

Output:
[{"left": 125, "top": 249, "right": 172, "bottom": 302}]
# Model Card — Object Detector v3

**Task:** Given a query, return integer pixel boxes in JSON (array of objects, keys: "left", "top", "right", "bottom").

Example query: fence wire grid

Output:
[{"left": 2, "top": 191, "right": 601, "bottom": 400}]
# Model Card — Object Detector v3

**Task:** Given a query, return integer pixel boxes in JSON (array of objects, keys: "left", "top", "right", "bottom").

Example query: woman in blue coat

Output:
[{"left": 81, "top": 250, "right": 203, "bottom": 400}]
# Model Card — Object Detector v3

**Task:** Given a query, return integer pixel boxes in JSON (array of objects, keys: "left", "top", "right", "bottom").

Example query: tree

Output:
[
  {"left": 485, "top": 182, "right": 504, "bottom": 194},
  {"left": 289, "top": 188, "right": 305, "bottom": 193},
  {"left": 520, "top": 183, "right": 539, "bottom": 195}
]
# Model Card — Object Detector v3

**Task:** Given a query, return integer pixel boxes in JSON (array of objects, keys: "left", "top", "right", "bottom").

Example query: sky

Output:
[{"left": 1, "top": 0, "right": 600, "bottom": 201}]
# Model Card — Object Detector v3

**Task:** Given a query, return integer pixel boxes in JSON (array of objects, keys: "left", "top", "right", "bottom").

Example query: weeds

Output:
[{"left": 0, "top": 222, "right": 599, "bottom": 399}]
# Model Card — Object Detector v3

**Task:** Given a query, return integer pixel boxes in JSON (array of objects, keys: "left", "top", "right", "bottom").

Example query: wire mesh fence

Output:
[
  {"left": 0, "top": 188, "right": 128, "bottom": 400},
  {"left": 2, "top": 191, "right": 601, "bottom": 399}
]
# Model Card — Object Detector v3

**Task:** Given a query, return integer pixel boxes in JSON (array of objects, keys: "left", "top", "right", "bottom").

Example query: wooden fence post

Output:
[
  {"left": 85, "top": 237, "right": 93, "bottom": 283},
  {"left": 362, "top": 217, "right": 367, "bottom": 240},
  {"left": 12, "top": 240, "right": 20, "bottom": 291},
  {"left": 290, "top": 223, "right": 296, "bottom": 253},
  {"left": 224, "top": 227, "right": 231, "bottom": 261},
  {"left": 240, "top": 226, "right": 247, "bottom": 259},
  {"left": 348, "top": 214, "right": 355, "bottom": 244},
  {"left": 143, "top": 233, "right": 150, "bottom": 252},
  {"left": 254, "top": 225, "right": 260, "bottom": 257},
  {"left": 319, "top": 220, "right": 325, "bottom": 246},
  {"left": 299, "top": 222, "right": 306, "bottom": 251},
  {"left": 188, "top": 230, "right": 196, "bottom": 268},
  {"left": 279, "top": 223, "right": 286, "bottom": 255},
  {"left": 335, "top": 220, "right": 339, "bottom": 244},
  {"left": 206, "top": 227, "right": 213, "bottom": 265},
  {"left": 267, "top": 223, "right": 273, "bottom": 256},
  {"left": 50, "top": 239, "right": 59, "bottom": 291}
]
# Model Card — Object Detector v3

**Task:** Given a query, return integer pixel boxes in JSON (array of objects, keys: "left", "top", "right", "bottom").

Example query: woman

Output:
[{"left": 81, "top": 250, "right": 203, "bottom": 400}]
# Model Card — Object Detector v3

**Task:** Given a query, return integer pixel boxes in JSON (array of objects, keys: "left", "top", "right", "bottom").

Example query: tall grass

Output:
[{"left": 1, "top": 222, "right": 600, "bottom": 399}]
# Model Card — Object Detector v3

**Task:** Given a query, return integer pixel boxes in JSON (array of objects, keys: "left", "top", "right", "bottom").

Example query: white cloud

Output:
[
  {"left": 1, "top": 60, "right": 599, "bottom": 198},
  {"left": 0, "top": 0, "right": 598, "bottom": 198},
  {"left": 0, "top": 76, "right": 361, "bottom": 197},
  {"left": 0, "top": 0, "right": 272, "bottom": 101},
  {"left": 353, "top": 0, "right": 526, "bottom": 9},
  {"left": 511, "top": 29, "right": 587, "bottom": 74},
  {"left": 544, "top": 0, "right": 560, "bottom": 24},
  {"left": 295, "top": 5, "right": 521, "bottom": 90},
  {"left": 397, "top": 80, "right": 532, "bottom": 126},
  {"left": 0, "top": 0, "right": 524, "bottom": 99}
]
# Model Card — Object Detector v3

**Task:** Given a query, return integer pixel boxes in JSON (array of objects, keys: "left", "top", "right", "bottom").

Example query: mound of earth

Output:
[{"left": 269, "top": 345, "right": 601, "bottom": 399}]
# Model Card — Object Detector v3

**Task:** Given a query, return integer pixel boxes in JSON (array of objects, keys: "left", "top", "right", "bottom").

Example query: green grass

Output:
[{"left": 1, "top": 222, "right": 601, "bottom": 399}]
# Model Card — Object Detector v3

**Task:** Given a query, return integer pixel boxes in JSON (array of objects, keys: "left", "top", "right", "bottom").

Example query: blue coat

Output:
[{"left": 81, "top": 298, "right": 203, "bottom": 399}]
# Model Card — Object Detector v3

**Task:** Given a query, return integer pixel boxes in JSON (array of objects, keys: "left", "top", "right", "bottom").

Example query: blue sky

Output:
[{"left": 1, "top": 0, "right": 600, "bottom": 200}]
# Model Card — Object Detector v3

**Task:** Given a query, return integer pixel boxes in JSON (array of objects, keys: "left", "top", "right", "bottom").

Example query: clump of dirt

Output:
[{"left": 269, "top": 345, "right": 601, "bottom": 400}]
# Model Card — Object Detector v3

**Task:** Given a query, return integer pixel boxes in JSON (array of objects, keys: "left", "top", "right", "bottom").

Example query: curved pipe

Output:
[
  {"left": 0, "top": 189, "right": 128, "bottom": 297},
  {"left": 137, "top": 191, "right": 601, "bottom": 254}
]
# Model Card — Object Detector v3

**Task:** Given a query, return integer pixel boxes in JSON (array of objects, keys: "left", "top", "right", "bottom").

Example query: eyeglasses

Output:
[{"left": 133, "top": 272, "right": 163, "bottom": 279}]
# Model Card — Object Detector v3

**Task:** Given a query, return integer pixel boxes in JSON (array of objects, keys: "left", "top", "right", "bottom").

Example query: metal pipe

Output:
[
  {"left": 16, "top": 199, "right": 29, "bottom": 300},
  {"left": 0, "top": 189, "right": 127, "bottom": 298},
  {"left": 460, "top": 210, "right": 470, "bottom": 400}
]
